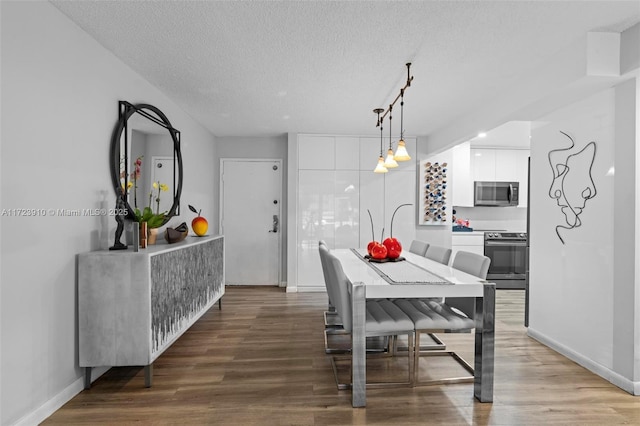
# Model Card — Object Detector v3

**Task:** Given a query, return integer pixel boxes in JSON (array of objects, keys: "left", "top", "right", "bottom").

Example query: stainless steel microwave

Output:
[{"left": 474, "top": 181, "right": 519, "bottom": 206}]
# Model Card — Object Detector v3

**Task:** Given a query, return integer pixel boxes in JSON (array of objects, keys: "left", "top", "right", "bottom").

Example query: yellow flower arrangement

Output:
[
  {"left": 134, "top": 180, "right": 169, "bottom": 229},
  {"left": 120, "top": 156, "right": 169, "bottom": 228}
]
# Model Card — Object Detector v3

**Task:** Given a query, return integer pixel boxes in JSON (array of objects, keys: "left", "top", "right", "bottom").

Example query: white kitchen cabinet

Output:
[
  {"left": 295, "top": 134, "right": 417, "bottom": 290},
  {"left": 471, "top": 148, "right": 530, "bottom": 183},
  {"left": 298, "top": 135, "right": 335, "bottom": 169},
  {"left": 358, "top": 171, "right": 385, "bottom": 248},
  {"left": 471, "top": 148, "right": 496, "bottom": 182},
  {"left": 335, "top": 136, "right": 360, "bottom": 170},
  {"left": 495, "top": 150, "right": 518, "bottom": 181},
  {"left": 451, "top": 233, "right": 485, "bottom": 260},
  {"left": 466, "top": 147, "right": 530, "bottom": 207},
  {"left": 334, "top": 171, "right": 360, "bottom": 248},
  {"left": 452, "top": 142, "right": 473, "bottom": 207},
  {"left": 514, "top": 150, "right": 530, "bottom": 207},
  {"left": 297, "top": 170, "right": 336, "bottom": 288},
  {"left": 359, "top": 137, "right": 379, "bottom": 171},
  {"left": 384, "top": 170, "right": 416, "bottom": 247}
]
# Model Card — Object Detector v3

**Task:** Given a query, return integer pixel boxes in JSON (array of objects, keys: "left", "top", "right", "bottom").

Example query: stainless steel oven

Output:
[{"left": 484, "top": 232, "right": 527, "bottom": 289}]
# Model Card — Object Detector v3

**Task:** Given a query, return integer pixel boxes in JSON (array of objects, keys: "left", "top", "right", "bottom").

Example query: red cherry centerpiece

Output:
[
  {"left": 370, "top": 242, "right": 388, "bottom": 259},
  {"left": 383, "top": 237, "right": 402, "bottom": 259}
]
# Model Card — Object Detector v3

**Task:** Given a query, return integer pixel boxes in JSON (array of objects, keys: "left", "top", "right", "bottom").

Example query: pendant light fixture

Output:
[
  {"left": 384, "top": 104, "right": 399, "bottom": 168},
  {"left": 394, "top": 88, "right": 411, "bottom": 161},
  {"left": 373, "top": 108, "right": 388, "bottom": 173},
  {"left": 371, "top": 63, "right": 413, "bottom": 172}
]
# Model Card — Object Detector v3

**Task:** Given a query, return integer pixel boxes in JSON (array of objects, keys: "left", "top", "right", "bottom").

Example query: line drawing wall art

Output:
[{"left": 547, "top": 131, "right": 597, "bottom": 244}]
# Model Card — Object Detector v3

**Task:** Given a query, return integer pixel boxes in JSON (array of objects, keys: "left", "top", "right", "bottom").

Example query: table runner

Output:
[{"left": 351, "top": 249, "right": 451, "bottom": 285}]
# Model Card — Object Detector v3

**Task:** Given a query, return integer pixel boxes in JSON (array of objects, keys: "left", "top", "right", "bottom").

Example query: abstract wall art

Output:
[
  {"left": 547, "top": 131, "right": 597, "bottom": 244},
  {"left": 422, "top": 160, "right": 448, "bottom": 224}
]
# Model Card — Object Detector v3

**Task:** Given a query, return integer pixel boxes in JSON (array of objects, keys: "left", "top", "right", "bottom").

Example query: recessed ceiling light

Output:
[{"left": 477, "top": 132, "right": 487, "bottom": 138}]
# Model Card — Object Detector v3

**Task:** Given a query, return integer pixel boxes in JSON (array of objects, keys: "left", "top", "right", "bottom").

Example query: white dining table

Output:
[{"left": 331, "top": 248, "right": 495, "bottom": 407}]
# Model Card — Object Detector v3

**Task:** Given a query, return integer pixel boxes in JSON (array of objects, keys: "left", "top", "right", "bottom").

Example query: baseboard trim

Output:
[
  {"left": 14, "top": 366, "right": 110, "bottom": 426},
  {"left": 295, "top": 286, "right": 326, "bottom": 293},
  {"left": 527, "top": 328, "right": 639, "bottom": 396}
]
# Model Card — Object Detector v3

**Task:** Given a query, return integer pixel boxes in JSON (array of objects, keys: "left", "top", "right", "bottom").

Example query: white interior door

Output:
[
  {"left": 220, "top": 159, "right": 282, "bottom": 285},
  {"left": 152, "top": 156, "right": 174, "bottom": 214}
]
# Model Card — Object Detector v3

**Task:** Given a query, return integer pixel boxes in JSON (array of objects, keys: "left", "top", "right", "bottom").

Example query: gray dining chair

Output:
[
  {"left": 319, "top": 241, "right": 349, "bottom": 354},
  {"left": 323, "top": 249, "right": 416, "bottom": 389},
  {"left": 424, "top": 245, "right": 452, "bottom": 265},
  {"left": 405, "top": 243, "right": 450, "bottom": 351},
  {"left": 408, "top": 240, "right": 429, "bottom": 256},
  {"left": 394, "top": 250, "right": 490, "bottom": 386},
  {"left": 446, "top": 251, "right": 491, "bottom": 321}
]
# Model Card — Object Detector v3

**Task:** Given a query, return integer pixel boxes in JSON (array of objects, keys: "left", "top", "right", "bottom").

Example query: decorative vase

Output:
[
  {"left": 139, "top": 222, "right": 148, "bottom": 248},
  {"left": 148, "top": 227, "right": 158, "bottom": 245},
  {"left": 125, "top": 221, "right": 134, "bottom": 246}
]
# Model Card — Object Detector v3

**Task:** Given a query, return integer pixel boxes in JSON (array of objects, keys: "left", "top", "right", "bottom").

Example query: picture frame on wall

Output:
[{"left": 419, "top": 159, "right": 449, "bottom": 226}]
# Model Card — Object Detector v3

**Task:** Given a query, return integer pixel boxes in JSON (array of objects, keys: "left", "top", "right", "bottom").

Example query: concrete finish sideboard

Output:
[{"left": 78, "top": 235, "right": 225, "bottom": 388}]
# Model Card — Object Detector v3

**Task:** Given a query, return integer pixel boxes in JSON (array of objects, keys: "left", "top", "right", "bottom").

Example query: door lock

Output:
[{"left": 269, "top": 215, "right": 279, "bottom": 233}]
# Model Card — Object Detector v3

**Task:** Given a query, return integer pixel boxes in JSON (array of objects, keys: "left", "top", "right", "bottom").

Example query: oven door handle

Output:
[{"left": 485, "top": 241, "right": 527, "bottom": 246}]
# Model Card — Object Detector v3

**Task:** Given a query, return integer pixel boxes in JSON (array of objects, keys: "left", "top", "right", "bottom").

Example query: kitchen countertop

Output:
[{"left": 452, "top": 230, "right": 486, "bottom": 236}]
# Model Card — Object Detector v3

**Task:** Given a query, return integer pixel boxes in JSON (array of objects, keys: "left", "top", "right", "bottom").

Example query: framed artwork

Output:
[{"left": 420, "top": 160, "right": 448, "bottom": 225}]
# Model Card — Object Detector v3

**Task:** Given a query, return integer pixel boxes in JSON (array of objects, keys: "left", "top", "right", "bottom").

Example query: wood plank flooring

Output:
[{"left": 43, "top": 288, "right": 639, "bottom": 425}]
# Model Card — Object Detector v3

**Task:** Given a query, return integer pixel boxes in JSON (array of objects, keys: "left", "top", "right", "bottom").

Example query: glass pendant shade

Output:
[
  {"left": 394, "top": 139, "right": 411, "bottom": 161},
  {"left": 373, "top": 156, "right": 388, "bottom": 173},
  {"left": 384, "top": 149, "right": 398, "bottom": 168}
]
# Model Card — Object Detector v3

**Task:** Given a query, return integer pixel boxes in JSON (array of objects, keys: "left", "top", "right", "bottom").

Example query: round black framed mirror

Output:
[{"left": 110, "top": 101, "right": 183, "bottom": 227}]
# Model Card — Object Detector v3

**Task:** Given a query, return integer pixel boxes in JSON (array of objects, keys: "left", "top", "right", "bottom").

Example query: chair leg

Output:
[
  {"left": 414, "top": 331, "right": 421, "bottom": 384},
  {"left": 391, "top": 332, "right": 446, "bottom": 352},
  {"left": 325, "top": 330, "right": 392, "bottom": 355},
  {"left": 324, "top": 327, "right": 350, "bottom": 354},
  {"left": 413, "top": 330, "right": 474, "bottom": 386},
  {"left": 330, "top": 333, "right": 415, "bottom": 390},
  {"left": 324, "top": 310, "right": 342, "bottom": 328},
  {"left": 422, "top": 333, "right": 446, "bottom": 351}
]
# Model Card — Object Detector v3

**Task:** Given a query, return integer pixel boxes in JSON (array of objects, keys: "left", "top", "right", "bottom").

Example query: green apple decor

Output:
[{"left": 188, "top": 205, "right": 208, "bottom": 236}]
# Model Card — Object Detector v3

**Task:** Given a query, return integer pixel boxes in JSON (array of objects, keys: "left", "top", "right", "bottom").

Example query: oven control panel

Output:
[{"left": 484, "top": 232, "right": 527, "bottom": 241}]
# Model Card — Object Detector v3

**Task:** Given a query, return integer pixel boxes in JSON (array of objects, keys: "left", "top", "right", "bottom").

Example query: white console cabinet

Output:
[{"left": 78, "top": 235, "right": 225, "bottom": 388}]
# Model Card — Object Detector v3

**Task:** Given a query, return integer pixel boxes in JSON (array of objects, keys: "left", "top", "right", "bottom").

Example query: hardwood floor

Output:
[{"left": 44, "top": 288, "right": 638, "bottom": 425}]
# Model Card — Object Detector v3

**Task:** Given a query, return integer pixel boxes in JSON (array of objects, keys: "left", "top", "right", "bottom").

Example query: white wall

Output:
[
  {"left": 528, "top": 82, "right": 639, "bottom": 394},
  {"left": 414, "top": 138, "right": 454, "bottom": 248},
  {"left": 0, "top": 2, "right": 216, "bottom": 424},
  {"left": 612, "top": 77, "right": 640, "bottom": 387}
]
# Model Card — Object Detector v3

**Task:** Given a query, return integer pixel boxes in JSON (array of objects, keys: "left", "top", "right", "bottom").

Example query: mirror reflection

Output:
[{"left": 110, "top": 102, "right": 183, "bottom": 227}]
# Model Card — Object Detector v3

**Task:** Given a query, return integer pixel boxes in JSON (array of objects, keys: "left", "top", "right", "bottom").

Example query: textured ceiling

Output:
[{"left": 51, "top": 1, "right": 639, "bottom": 138}]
